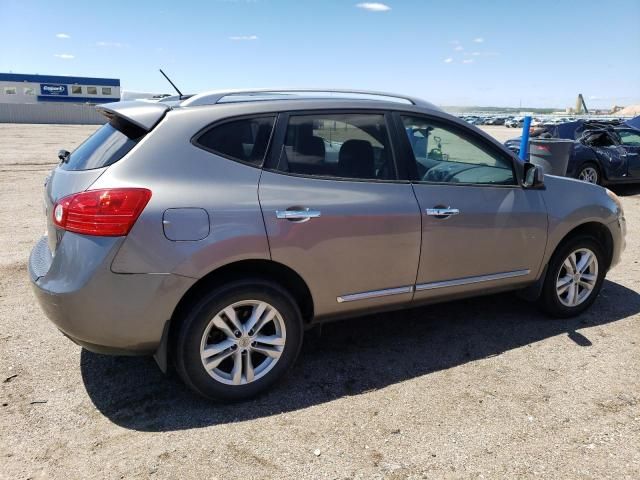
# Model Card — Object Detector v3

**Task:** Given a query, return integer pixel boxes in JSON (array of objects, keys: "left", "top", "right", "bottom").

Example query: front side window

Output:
[
  {"left": 102, "top": 87, "right": 112, "bottom": 95},
  {"left": 618, "top": 130, "right": 640, "bottom": 146},
  {"left": 71, "top": 86, "right": 82, "bottom": 94},
  {"left": 275, "top": 113, "right": 394, "bottom": 180},
  {"left": 402, "top": 116, "right": 515, "bottom": 185},
  {"left": 87, "top": 86, "right": 97, "bottom": 95},
  {"left": 195, "top": 116, "right": 275, "bottom": 166}
]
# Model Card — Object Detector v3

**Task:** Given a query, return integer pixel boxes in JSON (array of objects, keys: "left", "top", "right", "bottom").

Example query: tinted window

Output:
[
  {"left": 61, "top": 118, "right": 145, "bottom": 171},
  {"left": 87, "top": 87, "right": 97, "bottom": 95},
  {"left": 275, "top": 113, "right": 394, "bottom": 180},
  {"left": 619, "top": 130, "right": 640, "bottom": 146},
  {"left": 71, "top": 86, "right": 82, "bottom": 94},
  {"left": 402, "top": 116, "right": 515, "bottom": 185},
  {"left": 196, "top": 116, "right": 275, "bottom": 166}
]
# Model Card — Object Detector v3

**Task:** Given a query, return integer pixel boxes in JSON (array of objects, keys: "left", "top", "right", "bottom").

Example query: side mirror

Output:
[{"left": 523, "top": 163, "right": 544, "bottom": 188}]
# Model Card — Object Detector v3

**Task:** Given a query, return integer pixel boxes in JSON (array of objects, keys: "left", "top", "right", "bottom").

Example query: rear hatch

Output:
[{"left": 44, "top": 101, "right": 169, "bottom": 253}]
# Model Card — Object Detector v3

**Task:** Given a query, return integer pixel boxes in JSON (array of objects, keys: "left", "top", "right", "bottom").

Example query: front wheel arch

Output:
[
  {"left": 549, "top": 222, "right": 614, "bottom": 274},
  {"left": 520, "top": 221, "right": 614, "bottom": 303}
]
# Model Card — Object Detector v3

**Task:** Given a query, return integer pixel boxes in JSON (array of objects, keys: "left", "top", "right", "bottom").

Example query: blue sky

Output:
[{"left": 1, "top": 0, "right": 639, "bottom": 108}]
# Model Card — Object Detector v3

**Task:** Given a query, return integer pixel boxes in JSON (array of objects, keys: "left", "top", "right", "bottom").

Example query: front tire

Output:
[
  {"left": 538, "top": 236, "right": 606, "bottom": 318},
  {"left": 175, "top": 279, "right": 303, "bottom": 401}
]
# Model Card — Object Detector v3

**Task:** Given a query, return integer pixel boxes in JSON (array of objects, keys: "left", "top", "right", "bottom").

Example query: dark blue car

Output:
[{"left": 505, "top": 117, "right": 640, "bottom": 185}]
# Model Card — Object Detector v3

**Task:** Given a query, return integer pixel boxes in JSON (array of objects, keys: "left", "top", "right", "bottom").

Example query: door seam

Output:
[
  {"left": 256, "top": 168, "right": 273, "bottom": 261},
  {"left": 409, "top": 182, "right": 423, "bottom": 301}
]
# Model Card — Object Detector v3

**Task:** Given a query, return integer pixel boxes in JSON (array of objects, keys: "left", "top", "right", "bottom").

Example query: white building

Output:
[{"left": 0, "top": 72, "right": 120, "bottom": 105}]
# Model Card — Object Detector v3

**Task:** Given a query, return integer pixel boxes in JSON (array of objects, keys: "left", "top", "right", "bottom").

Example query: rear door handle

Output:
[
  {"left": 276, "top": 208, "right": 321, "bottom": 222},
  {"left": 425, "top": 207, "right": 460, "bottom": 218}
]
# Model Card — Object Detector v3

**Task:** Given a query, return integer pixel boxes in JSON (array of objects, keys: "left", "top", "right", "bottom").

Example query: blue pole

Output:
[{"left": 519, "top": 116, "right": 532, "bottom": 161}]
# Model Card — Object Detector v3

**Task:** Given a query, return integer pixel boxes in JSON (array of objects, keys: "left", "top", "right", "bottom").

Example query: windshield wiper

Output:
[{"left": 58, "top": 149, "right": 70, "bottom": 163}]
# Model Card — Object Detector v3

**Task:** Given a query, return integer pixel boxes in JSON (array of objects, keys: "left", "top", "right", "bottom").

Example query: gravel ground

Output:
[{"left": 0, "top": 124, "right": 638, "bottom": 480}]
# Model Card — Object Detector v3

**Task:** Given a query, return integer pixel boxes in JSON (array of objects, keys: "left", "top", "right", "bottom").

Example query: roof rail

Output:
[{"left": 180, "top": 88, "right": 439, "bottom": 110}]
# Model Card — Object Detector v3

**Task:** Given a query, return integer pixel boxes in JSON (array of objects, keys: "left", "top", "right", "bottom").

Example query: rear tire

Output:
[
  {"left": 538, "top": 236, "right": 606, "bottom": 318},
  {"left": 576, "top": 163, "right": 601, "bottom": 185},
  {"left": 175, "top": 279, "right": 303, "bottom": 401}
]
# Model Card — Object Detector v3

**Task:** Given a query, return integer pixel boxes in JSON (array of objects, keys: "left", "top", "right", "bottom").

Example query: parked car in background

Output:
[
  {"left": 30, "top": 89, "right": 626, "bottom": 401},
  {"left": 505, "top": 118, "right": 640, "bottom": 185},
  {"left": 461, "top": 116, "right": 483, "bottom": 125},
  {"left": 485, "top": 117, "right": 506, "bottom": 126},
  {"left": 505, "top": 117, "right": 524, "bottom": 128},
  {"left": 571, "top": 126, "right": 640, "bottom": 184}
]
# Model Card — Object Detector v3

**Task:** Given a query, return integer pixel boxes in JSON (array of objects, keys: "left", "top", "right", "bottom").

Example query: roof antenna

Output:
[{"left": 159, "top": 68, "right": 184, "bottom": 98}]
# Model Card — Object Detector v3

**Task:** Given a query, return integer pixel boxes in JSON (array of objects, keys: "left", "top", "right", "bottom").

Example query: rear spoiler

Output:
[{"left": 96, "top": 101, "right": 170, "bottom": 131}]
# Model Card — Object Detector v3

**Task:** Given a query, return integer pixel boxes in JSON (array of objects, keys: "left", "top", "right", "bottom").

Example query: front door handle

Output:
[
  {"left": 276, "top": 208, "right": 321, "bottom": 222},
  {"left": 425, "top": 207, "right": 460, "bottom": 219}
]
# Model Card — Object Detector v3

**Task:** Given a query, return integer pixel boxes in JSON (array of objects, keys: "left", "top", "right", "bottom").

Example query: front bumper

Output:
[
  {"left": 608, "top": 216, "right": 626, "bottom": 269},
  {"left": 29, "top": 233, "right": 195, "bottom": 355}
]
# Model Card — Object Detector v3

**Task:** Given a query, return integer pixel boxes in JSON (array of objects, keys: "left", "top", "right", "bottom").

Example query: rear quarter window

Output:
[
  {"left": 61, "top": 117, "right": 146, "bottom": 171},
  {"left": 194, "top": 116, "right": 275, "bottom": 166}
]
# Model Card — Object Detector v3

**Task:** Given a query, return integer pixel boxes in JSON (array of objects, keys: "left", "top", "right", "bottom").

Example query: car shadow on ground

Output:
[
  {"left": 81, "top": 280, "right": 640, "bottom": 432},
  {"left": 610, "top": 184, "right": 640, "bottom": 197}
]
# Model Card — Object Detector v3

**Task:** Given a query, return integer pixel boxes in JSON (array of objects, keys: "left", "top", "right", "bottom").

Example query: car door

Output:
[
  {"left": 617, "top": 129, "right": 640, "bottom": 178},
  {"left": 579, "top": 129, "right": 630, "bottom": 180},
  {"left": 259, "top": 111, "right": 422, "bottom": 318},
  {"left": 397, "top": 114, "right": 548, "bottom": 302}
]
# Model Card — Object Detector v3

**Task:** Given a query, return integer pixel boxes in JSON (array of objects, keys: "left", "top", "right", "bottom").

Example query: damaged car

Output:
[{"left": 505, "top": 118, "right": 640, "bottom": 185}]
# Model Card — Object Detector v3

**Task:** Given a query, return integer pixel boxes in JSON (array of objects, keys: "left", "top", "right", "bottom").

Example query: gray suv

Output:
[{"left": 29, "top": 89, "right": 626, "bottom": 401}]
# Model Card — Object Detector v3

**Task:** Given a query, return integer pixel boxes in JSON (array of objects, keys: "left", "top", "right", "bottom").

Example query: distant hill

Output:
[{"left": 618, "top": 104, "right": 640, "bottom": 116}]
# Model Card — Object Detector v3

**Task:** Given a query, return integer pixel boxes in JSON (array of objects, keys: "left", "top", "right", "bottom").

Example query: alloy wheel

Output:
[
  {"left": 199, "top": 300, "right": 286, "bottom": 385},
  {"left": 555, "top": 248, "right": 599, "bottom": 307}
]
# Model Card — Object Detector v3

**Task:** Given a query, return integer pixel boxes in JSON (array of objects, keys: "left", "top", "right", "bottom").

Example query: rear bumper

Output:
[{"left": 29, "top": 233, "right": 195, "bottom": 355}]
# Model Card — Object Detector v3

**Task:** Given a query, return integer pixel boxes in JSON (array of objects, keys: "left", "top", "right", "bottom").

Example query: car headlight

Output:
[{"left": 605, "top": 188, "right": 625, "bottom": 220}]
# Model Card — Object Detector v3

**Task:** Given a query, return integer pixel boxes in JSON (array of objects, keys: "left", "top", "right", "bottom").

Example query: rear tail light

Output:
[{"left": 53, "top": 188, "right": 152, "bottom": 236}]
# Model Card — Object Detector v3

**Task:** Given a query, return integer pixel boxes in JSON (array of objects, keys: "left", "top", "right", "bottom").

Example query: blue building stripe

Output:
[
  {"left": 37, "top": 95, "right": 119, "bottom": 103},
  {"left": 1, "top": 72, "right": 120, "bottom": 87}
]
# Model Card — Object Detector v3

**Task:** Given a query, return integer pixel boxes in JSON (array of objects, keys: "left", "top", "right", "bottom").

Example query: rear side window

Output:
[
  {"left": 274, "top": 113, "right": 395, "bottom": 180},
  {"left": 61, "top": 117, "right": 145, "bottom": 171},
  {"left": 195, "top": 116, "right": 275, "bottom": 166}
]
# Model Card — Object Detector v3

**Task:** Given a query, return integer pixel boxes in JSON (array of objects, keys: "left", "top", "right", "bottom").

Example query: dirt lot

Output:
[{"left": 1, "top": 124, "right": 638, "bottom": 479}]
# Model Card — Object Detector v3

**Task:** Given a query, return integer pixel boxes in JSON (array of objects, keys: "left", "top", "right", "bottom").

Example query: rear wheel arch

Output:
[{"left": 168, "top": 259, "right": 314, "bottom": 352}]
